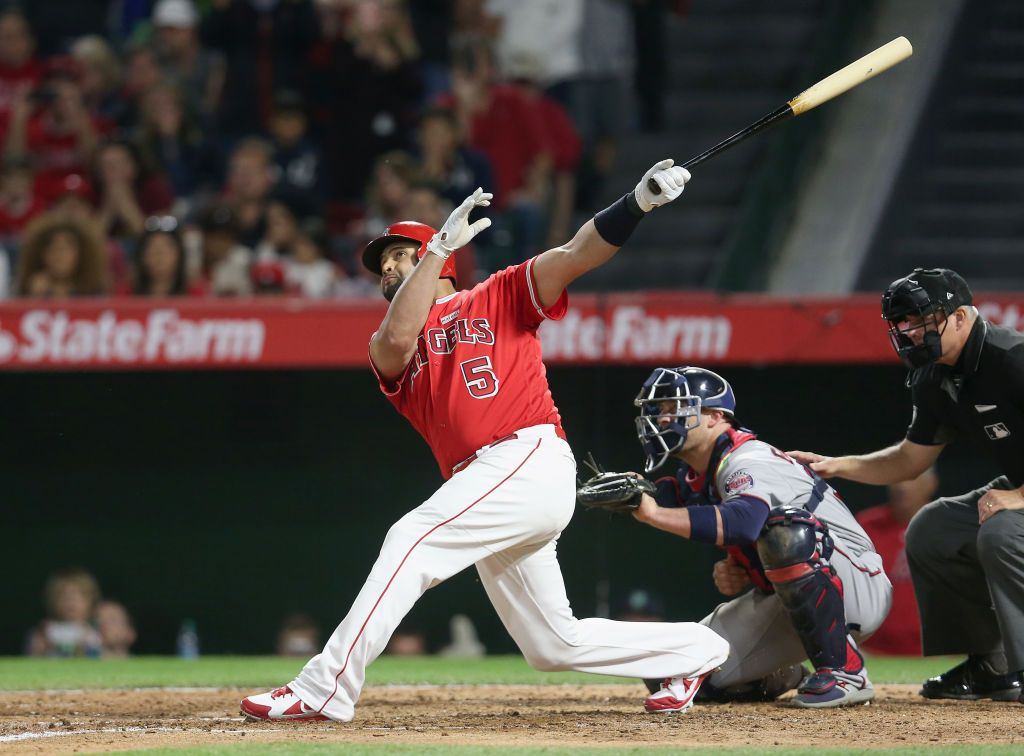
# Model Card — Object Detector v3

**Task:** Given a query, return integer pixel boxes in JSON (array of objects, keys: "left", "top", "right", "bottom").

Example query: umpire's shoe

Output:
[{"left": 920, "top": 657, "right": 1023, "bottom": 701}]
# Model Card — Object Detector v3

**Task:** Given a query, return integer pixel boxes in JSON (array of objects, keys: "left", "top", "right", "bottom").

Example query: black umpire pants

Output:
[{"left": 905, "top": 476, "right": 1024, "bottom": 673}]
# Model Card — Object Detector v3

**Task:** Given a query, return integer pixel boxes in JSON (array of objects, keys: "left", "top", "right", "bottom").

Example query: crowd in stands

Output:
[{"left": 0, "top": 0, "right": 678, "bottom": 300}]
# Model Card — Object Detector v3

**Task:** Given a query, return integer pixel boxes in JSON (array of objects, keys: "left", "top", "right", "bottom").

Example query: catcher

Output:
[{"left": 577, "top": 366, "right": 893, "bottom": 707}]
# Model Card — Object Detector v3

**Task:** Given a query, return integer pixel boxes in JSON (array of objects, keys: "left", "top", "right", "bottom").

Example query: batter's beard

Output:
[{"left": 382, "top": 278, "right": 401, "bottom": 301}]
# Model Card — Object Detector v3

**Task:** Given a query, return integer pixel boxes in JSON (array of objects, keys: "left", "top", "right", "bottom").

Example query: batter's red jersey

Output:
[{"left": 371, "top": 256, "right": 568, "bottom": 478}]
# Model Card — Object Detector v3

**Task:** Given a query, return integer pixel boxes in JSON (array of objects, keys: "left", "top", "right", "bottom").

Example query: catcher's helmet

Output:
[
  {"left": 881, "top": 267, "right": 972, "bottom": 368},
  {"left": 361, "top": 221, "right": 455, "bottom": 282},
  {"left": 634, "top": 366, "right": 736, "bottom": 472}
]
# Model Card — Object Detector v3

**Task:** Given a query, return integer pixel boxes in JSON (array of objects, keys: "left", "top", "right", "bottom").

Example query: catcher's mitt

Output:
[{"left": 576, "top": 453, "right": 656, "bottom": 514}]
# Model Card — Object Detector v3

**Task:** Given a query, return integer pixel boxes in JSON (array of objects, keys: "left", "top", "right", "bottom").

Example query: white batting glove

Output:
[
  {"left": 634, "top": 159, "right": 691, "bottom": 213},
  {"left": 426, "top": 187, "right": 493, "bottom": 259}
]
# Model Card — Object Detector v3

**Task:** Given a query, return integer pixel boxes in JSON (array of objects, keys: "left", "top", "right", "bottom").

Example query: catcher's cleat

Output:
[
  {"left": 792, "top": 668, "right": 874, "bottom": 708},
  {"left": 240, "top": 686, "right": 332, "bottom": 722},
  {"left": 920, "top": 657, "right": 1023, "bottom": 701},
  {"left": 644, "top": 672, "right": 709, "bottom": 713}
]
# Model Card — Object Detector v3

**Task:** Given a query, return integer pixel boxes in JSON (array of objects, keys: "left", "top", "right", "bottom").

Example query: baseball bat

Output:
[{"left": 647, "top": 36, "right": 913, "bottom": 194}]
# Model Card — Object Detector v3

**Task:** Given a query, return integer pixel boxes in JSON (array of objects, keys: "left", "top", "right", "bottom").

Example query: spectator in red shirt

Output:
[
  {"left": 6, "top": 61, "right": 109, "bottom": 203},
  {"left": 93, "top": 139, "right": 175, "bottom": 242},
  {"left": 856, "top": 467, "right": 940, "bottom": 655},
  {"left": 503, "top": 51, "right": 581, "bottom": 248},
  {"left": 0, "top": 9, "right": 42, "bottom": 142},
  {"left": 442, "top": 38, "right": 551, "bottom": 270},
  {"left": 14, "top": 212, "right": 109, "bottom": 298}
]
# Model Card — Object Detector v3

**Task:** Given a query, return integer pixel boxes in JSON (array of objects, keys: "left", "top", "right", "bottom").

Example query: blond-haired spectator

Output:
[
  {"left": 27, "top": 568, "right": 102, "bottom": 657},
  {"left": 70, "top": 35, "right": 125, "bottom": 123}
]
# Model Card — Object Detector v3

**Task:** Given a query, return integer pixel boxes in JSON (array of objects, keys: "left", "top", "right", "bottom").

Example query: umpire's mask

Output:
[{"left": 881, "top": 268, "right": 972, "bottom": 369}]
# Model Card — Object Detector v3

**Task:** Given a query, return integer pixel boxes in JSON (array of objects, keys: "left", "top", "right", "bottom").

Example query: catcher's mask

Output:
[
  {"left": 634, "top": 366, "right": 736, "bottom": 472},
  {"left": 881, "top": 267, "right": 972, "bottom": 369}
]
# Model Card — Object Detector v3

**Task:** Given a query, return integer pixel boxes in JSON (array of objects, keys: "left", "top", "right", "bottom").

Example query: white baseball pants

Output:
[{"left": 290, "top": 424, "right": 729, "bottom": 721}]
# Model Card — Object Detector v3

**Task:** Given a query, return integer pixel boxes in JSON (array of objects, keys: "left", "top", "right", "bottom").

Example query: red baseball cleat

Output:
[
  {"left": 644, "top": 672, "right": 709, "bottom": 713},
  {"left": 240, "top": 686, "right": 331, "bottom": 722}
]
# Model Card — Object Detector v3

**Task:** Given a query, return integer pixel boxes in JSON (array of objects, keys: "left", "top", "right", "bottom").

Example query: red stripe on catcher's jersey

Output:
[
  {"left": 833, "top": 545, "right": 883, "bottom": 577},
  {"left": 315, "top": 438, "right": 544, "bottom": 715}
]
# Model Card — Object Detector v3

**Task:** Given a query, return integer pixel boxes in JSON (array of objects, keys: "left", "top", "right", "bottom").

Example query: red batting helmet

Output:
[{"left": 361, "top": 221, "right": 456, "bottom": 282}]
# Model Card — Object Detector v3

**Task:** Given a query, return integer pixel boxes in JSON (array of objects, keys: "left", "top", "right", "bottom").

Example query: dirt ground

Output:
[{"left": 1, "top": 684, "right": 1023, "bottom": 753}]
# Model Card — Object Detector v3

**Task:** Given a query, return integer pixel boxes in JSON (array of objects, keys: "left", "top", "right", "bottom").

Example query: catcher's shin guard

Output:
[{"left": 756, "top": 507, "right": 847, "bottom": 670}]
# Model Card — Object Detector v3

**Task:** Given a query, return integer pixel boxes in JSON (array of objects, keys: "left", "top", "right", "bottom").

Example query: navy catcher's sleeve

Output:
[{"left": 718, "top": 495, "right": 771, "bottom": 545}]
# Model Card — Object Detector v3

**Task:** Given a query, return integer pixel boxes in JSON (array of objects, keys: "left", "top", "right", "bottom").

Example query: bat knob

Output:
[{"left": 646, "top": 178, "right": 662, "bottom": 195}]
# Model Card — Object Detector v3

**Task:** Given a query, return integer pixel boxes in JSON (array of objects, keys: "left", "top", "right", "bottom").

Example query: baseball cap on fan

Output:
[{"left": 153, "top": 0, "right": 198, "bottom": 28}]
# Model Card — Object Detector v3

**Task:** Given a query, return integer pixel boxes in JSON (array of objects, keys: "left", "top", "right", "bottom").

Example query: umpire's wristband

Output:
[
  {"left": 593, "top": 193, "right": 646, "bottom": 247},
  {"left": 685, "top": 505, "right": 718, "bottom": 544}
]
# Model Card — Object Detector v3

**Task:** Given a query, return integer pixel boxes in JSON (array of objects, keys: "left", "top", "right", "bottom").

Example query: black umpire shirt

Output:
[{"left": 906, "top": 317, "right": 1024, "bottom": 487}]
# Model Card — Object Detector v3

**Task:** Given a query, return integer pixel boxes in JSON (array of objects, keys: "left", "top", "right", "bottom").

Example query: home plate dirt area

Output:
[{"left": 1, "top": 684, "right": 1022, "bottom": 752}]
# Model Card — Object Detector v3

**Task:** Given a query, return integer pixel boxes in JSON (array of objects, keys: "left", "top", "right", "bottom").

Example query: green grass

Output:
[{"left": 0, "top": 654, "right": 959, "bottom": 691}]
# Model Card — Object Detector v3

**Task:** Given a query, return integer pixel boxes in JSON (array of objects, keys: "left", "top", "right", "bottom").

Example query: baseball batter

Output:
[
  {"left": 241, "top": 161, "right": 729, "bottom": 722},
  {"left": 629, "top": 366, "right": 892, "bottom": 707}
]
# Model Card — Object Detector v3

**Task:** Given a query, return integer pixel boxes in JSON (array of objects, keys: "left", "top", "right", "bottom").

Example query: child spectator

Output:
[
  {"left": 131, "top": 217, "right": 196, "bottom": 296},
  {"left": 254, "top": 198, "right": 300, "bottom": 262},
  {"left": 94, "top": 600, "right": 137, "bottom": 658},
  {"left": 276, "top": 613, "right": 319, "bottom": 657},
  {"left": 285, "top": 217, "right": 336, "bottom": 299},
  {"left": 194, "top": 202, "right": 252, "bottom": 296},
  {"left": 0, "top": 155, "right": 43, "bottom": 240},
  {"left": 152, "top": 0, "right": 225, "bottom": 128},
  {"left": 250, "top": 256, "right": 287, "bottom": 295},
  {"left": 94, "top": 139, "right": 175, "bottom": 242},
  {"left": 14, "top": 212, "right": 108, "bottom": 297},
  {"left": 0, "top": 9, "right": 43, "bottom": 141},
  {"left": 27, "top": 568, "right": 102, "bottom": 657},
  {"left": 267, "top": 90, "right": 321, "bottom": 206}
]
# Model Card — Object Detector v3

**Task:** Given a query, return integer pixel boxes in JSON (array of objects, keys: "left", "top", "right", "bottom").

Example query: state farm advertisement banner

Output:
[{"left": 0, "top": 294, "right": 1021, "bottom": 371}]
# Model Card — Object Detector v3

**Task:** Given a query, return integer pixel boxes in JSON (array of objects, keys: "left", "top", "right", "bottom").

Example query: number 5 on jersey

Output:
[{"left": 461, "top": 355, "right": 499, "bottom": 399}]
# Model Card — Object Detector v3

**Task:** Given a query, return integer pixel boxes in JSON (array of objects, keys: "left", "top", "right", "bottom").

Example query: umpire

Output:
[{"left": 790, "top": 268, "right": 1024, "bottom": 703}]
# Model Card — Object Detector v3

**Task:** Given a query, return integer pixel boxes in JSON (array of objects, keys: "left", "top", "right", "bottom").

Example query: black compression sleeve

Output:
[{"left": 593, "top": 192, "right": 646, "bottom": 247}]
